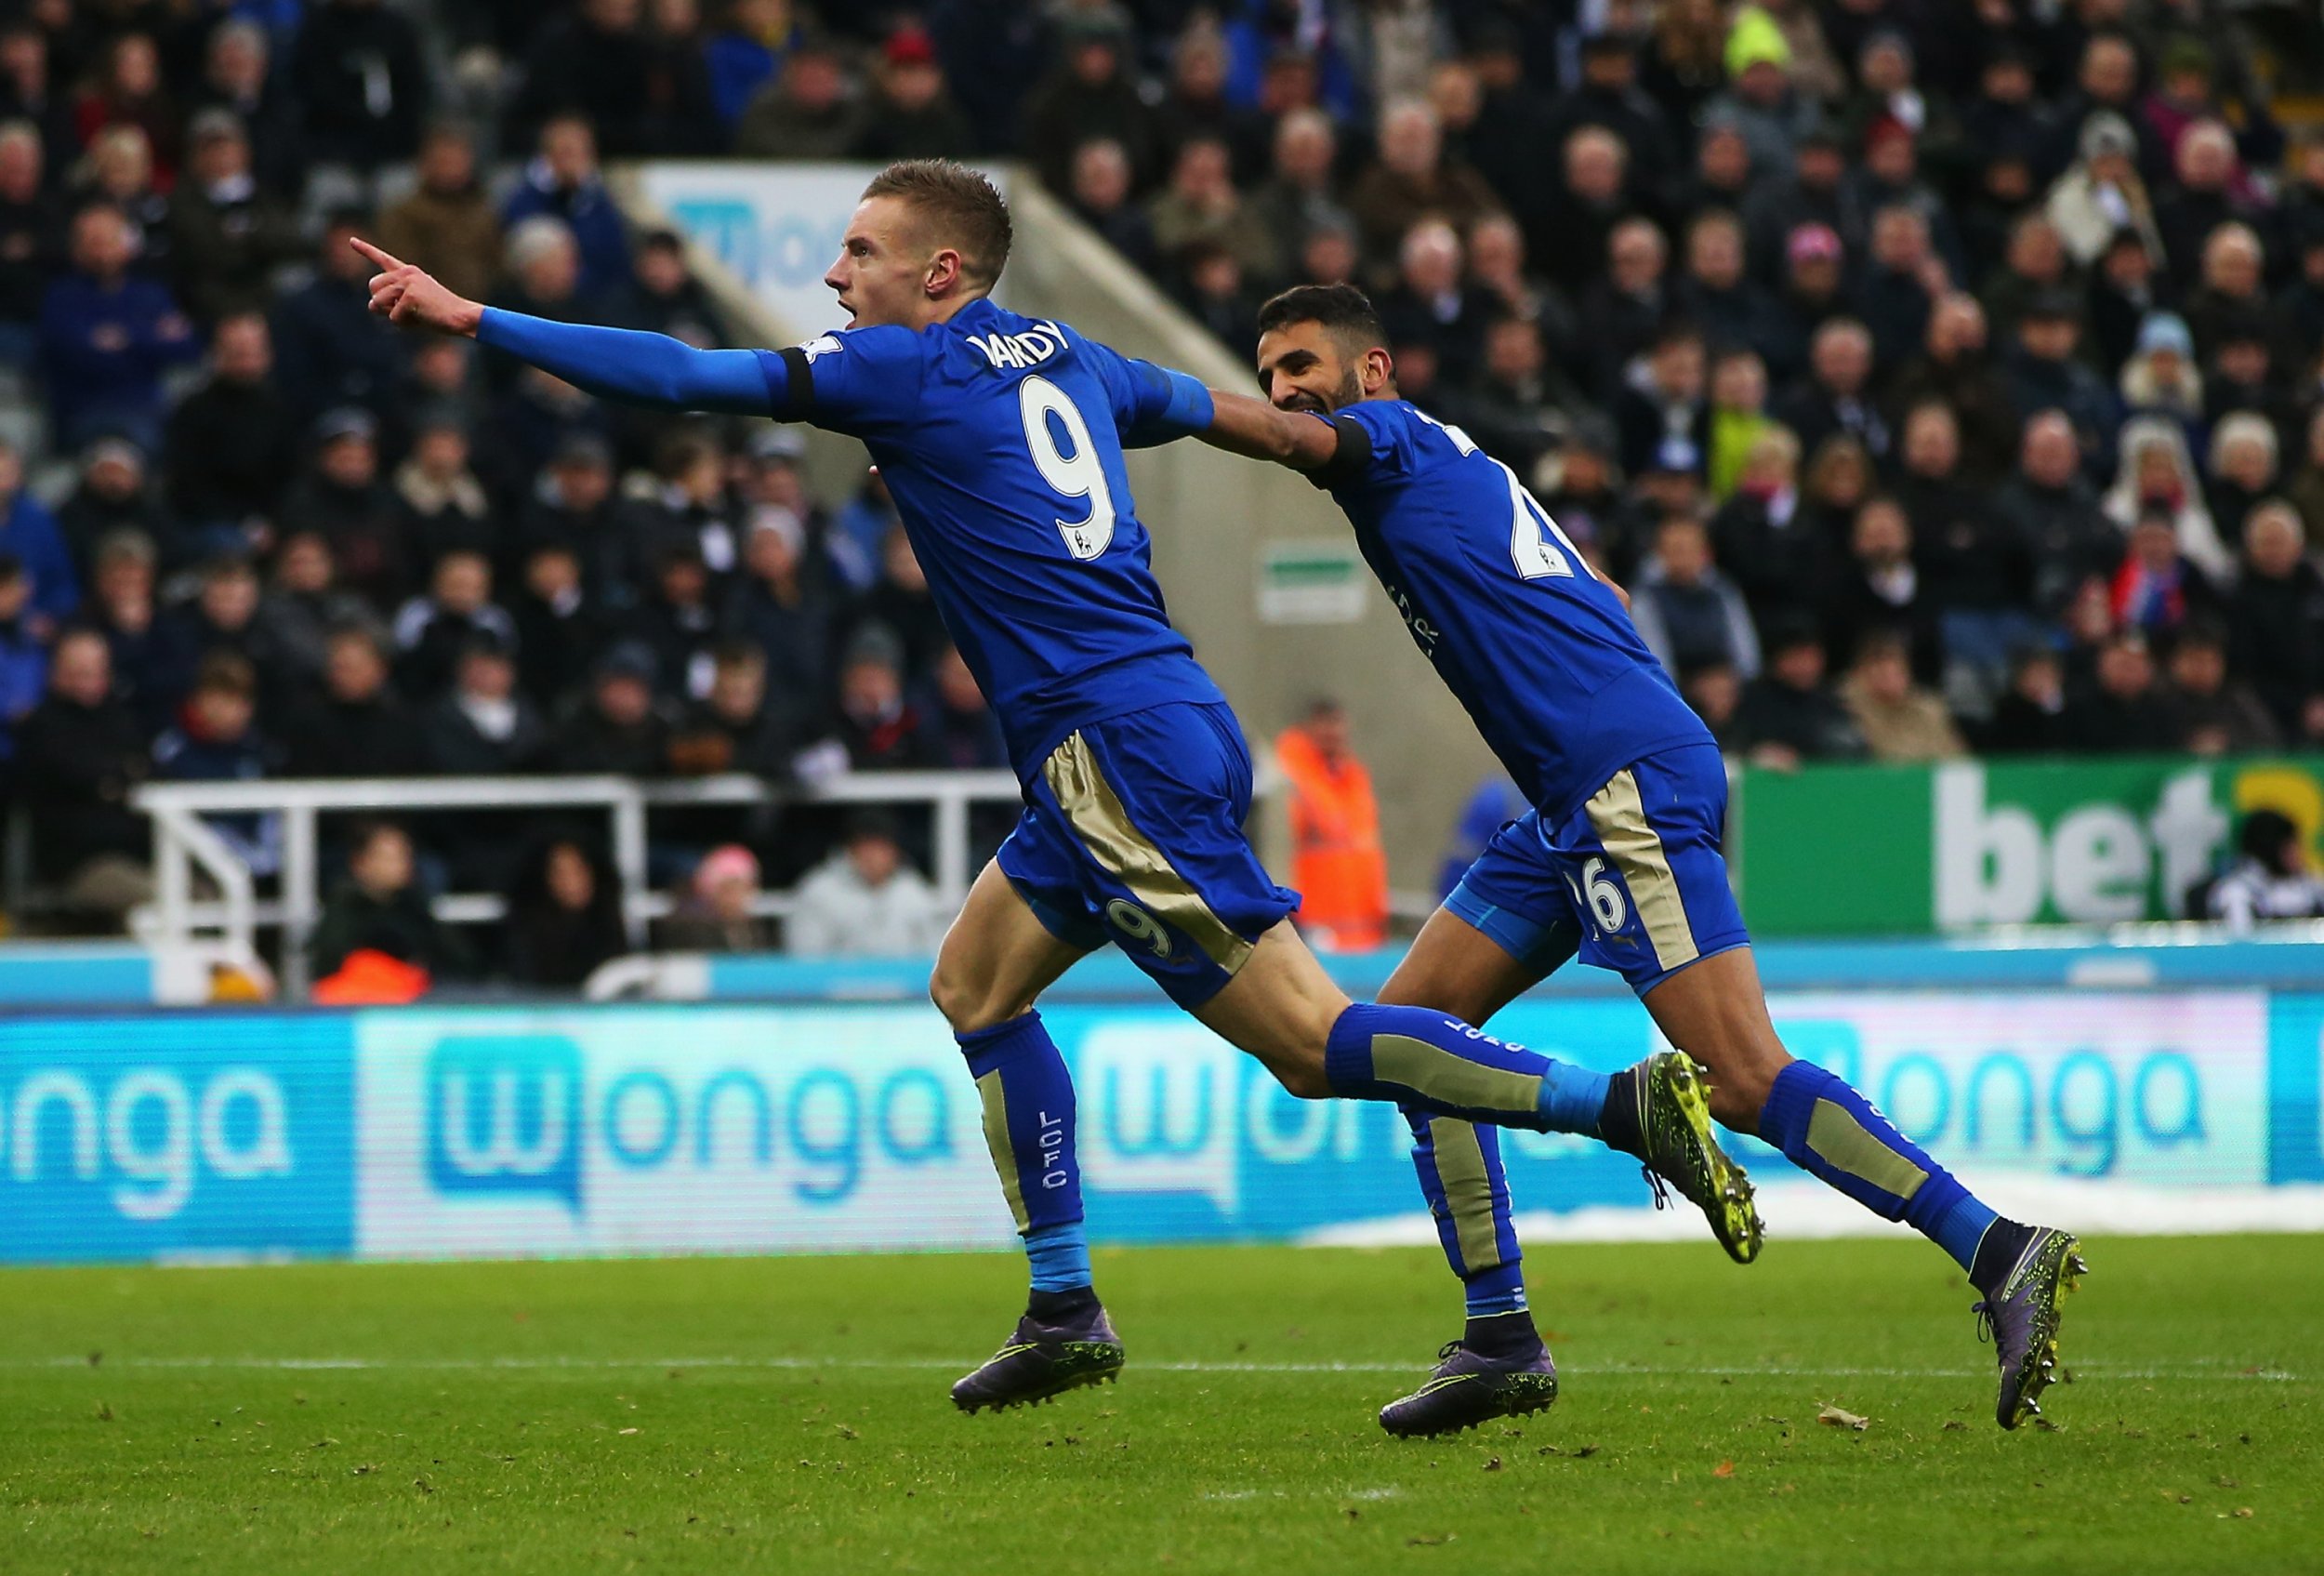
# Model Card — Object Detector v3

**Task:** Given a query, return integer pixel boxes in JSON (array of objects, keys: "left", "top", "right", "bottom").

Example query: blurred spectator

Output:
[
  {"left": 73, "top": 33, "right": 175, "bottom": 184},
  {"left": 1825, "top": 493, "right": 1939, "bottom": 680},
  {"left": 2119, "top": 311, "right": 2204, "bottom": 436},
  {"left": 727, "top": 505, "right": 839, "bottom": 741},
  {"left": 375, "top": 124, "right": 503, "bottom": 305},
  {"left": 850, "top": 26, "right": 972, "bottom": 163},
  {"left": 0, "top": 553, "right": 45, "bottom": 766},
  {"left": 1578, "top": 217, "right": 1671, "bottom": 401},
  {"left": 0, "top": 119, "right": 54, "bottom": 364},
  {"left": 735, "top": 40, "right": 863, "bottom": 160},
  {"left": 2061, "top": 630, "right": 2178, "bottom": 752},
  {"left": 1020, "top": 11, "right": 1154, "bottom": 195},
  {"left": 1710, "top": 426, "right": 1816, "bottom": 625},
  {"left": 1448, "top": 313, "right": 1565, "bottom": 473},
  {"left": 2204, "top": 413, "right": 2280, "bottom": 552},
  {"left": 1276, "top": 697, "right": 1389, "bottom": 952},
  {"left": 191, "top": 20, "right": 303, "bottom": 201},
  {"left": 151, "top": 650, "right": 279, "bottom": 876},
  {"left": 58, "top": 437, "right": 174, "bottom": 586},
  {"left": 509, "top": 540, "right": 611, "bottom": 712},
  {"left": 0, "top": 25, "right": 72, "bottom": 187},
  {"left": 550, "top": 640, "right": 672, "bottom": 774},
  {"left": 786, "top": 811, "right": 950, "bottom": 957},
  {"left": 394, "top": 412, "right": 496, "bottom": 570},
  {"left": 2289, "top": 409, "right": 2324, "bottom": 550},
  {"left": 284, "top": 623, "right": 424, "bottom": 778},
  {"left": 515, "top": 433, "right": 622, "bottom": 596},
  {"left": 14, "top": 627, "right": 151, "bottom": 922},
  {"left": 1889, "top": 296, "right": 2015, "bottom": 483},
  {"left": 606, "top": 230, "right": 729, "bottom": 346},
  {"left": 257, "top": 532, "right": 363, "bottom": 694},
  {"left": 833, "top": 622, "right": 924, "bottom": 771},
  {"left": 1974, "top": 642, "right": 2067, "bottom": 756},
  {"left": 1733, "top": 616, "right": 1866, "bottom": 766},
  {"left": 2110, "top": 510, "right": 2221, "bottom": 642},
  {"left": 84, "top": 527, "right": 191, "bottom": 732},
  {"left": 2163, "top": 618, "right": 2278, "bottom": 756},
  {"left": 1535, "top": 126, "right": 1635, "bottom": 298},
  {"left": 669, "top": 640, "right": 792, "bottom": 777},
  {"left": 1247, "top": 109, "right": 1342, "bottom": 278},
  {"left": 1743, "top": 125, "right": 1847, "bottom": 285},
  {"left": 282, "top": 407, "right": 408, "bottom": 607},
  {"left": 1704, "top": 349, "right": 1775, "bottom": 501},
  {"left": 704, "top": 0, "right": 806, "bottom": 129},
  {"left": 396, "top": 550, "right": 516, "bottom": 704},
  {"left": 2002, "top": 410, "right": 2119, "bottom": 616},
  {"left": 1375, "top": 219, "right": 1490, "bottom": 387},
  {"left": 1839, "top": 628, "right": 1966, "bottom": 762},
  {"left": 293, "top": 0, "right": 429, "bottom": 172},
  {"left": 625, "top": 541, "right": 720, "bottom": 701},
  {"left": 1067, "top": 139, "right": 1158, "bottom": 278},
  {"left": 852, "top": 523, "right": 945, "bottom": 681},
  {"left": 165, "top": 312, "right": 299, "bottom": 542},
  {"left": 2047, "top": 112, "right": 2162, "bottom": 273},
  {"left": 421, "top": 635, "right": 548, "bottom": 775},
  {"left": 2104, "top": 417, "right": 2232, "bottom": 581},
  {"left": 658, "top": 841, "right": 773, "bottom": 951},
  {"left": 37, "top": 204, "right": 198, "bottom": 454},
  {"left": 309, "top": 819, "right": 469, "bottom": 982},
  {"left": 1546, "top": 33, "right": 1680, "bottom": 200},
  {"left": 913, "top": 643, "right": 1005, "bottom": 773},
  {"left": 167, "top": 110, "right": 303, "bottom": 327},
  {"left": 2227, "top": 501, "right": 2324, "bottom": 743},
  {"left": 501, "top": 116, "right": 630, "bottom": 297},
  {"left": 2005, "top": 291, "right": 2118, "bottom": 467},
  {"left": 2203, "top": 810, "right": 2324, "bottom": 930},
  {"left": 1617, "top": 323, "right": 1709, "bottom": 483},
  {"left": 1895, "top": 401, "right": 2034, "bottom": 697},
  {"left": 0, "top": 437, "right": 75, "bottom": 630},
  {"left": 1348, "top": 98, "right": 1500, "bottom": 267},
  {"left": 273, "top": 213, "right": 404, "bottom": 418},
  {"left": 1151, "top": 136, "right": 1279, "bottom": 289},
  {"left": 1776, "top": 315, "right": 1886, "bottom": 464},
  {"left": 2156, "top": 122, "right": 2251, "bottom": 293},
  {"left": 504, "top": 836, "right": 627, "bottom": 987},
  {"left": 1706, "top": 7, "right": 1815, "bottom": 177},
  {"left": 1632, "top": 516, "right": 1762, "bottom": 681},
  {"left": 509, "top": 0, "right": 651, "bottom": 156}
]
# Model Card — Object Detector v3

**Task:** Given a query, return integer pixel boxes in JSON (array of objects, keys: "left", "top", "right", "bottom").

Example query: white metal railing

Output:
[{"left": 132, "top": 771, "right": 1023, "bottom": 998}]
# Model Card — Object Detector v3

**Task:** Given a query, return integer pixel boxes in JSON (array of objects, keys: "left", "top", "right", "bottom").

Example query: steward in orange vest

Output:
[{"left": 1275, "top": 700, "right": 1389, "bottom": 951}]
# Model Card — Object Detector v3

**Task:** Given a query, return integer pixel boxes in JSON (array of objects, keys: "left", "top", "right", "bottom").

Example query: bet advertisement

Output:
[
  {"left": 4, "top": 986, "right": 2321, "bottom": 1264},
  {"left": 1736, "top": 755, "right": 2324, "bottom": 934}
]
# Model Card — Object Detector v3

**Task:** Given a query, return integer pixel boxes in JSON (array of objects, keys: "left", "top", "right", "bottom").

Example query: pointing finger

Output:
[{"left": 350, "top": 236, "right": 404, "bottom": 272}]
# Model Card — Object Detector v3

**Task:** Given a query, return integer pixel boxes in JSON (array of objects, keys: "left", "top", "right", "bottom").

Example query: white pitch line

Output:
[{"left": 3, "top": 1355, "right": 2303, "bottom": 1382}]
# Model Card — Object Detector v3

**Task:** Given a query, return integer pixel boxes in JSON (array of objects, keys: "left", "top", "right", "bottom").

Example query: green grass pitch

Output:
[{"left": 1, "top": 1236, "right": 2317, "bottom": 1574}]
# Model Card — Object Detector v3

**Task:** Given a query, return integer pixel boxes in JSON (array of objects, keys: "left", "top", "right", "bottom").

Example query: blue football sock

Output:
[
  {"left": 959, "top": 1011, "right": 1089, "bottom": 1293},
  {"left": 1402, "top": 1106, "right": 1529, "bottom": 1318},
  {"left": 1328, "top": 1003, "right": 1607, "bottom": 1132},
  {"left": 1758, "top": 1061, "right": 1999, "bottom": 1274}
]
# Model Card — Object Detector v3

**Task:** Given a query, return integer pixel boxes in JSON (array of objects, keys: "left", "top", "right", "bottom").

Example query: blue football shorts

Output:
[
  {"left": 1445, "top": 743, "right": 1751, "bottom": 997},
  {"left": 998, "top": 701, "right": 1300, "bottom": 1008}
]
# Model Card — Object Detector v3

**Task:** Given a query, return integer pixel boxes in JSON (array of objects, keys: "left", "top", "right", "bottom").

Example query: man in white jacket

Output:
[{"left": 787, "top": 811, "right": 953, "bottom": 957}]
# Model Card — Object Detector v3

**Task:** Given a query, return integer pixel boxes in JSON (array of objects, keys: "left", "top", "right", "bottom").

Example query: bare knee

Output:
[
  {"left": 929, "top": 956, "right": 1026, "bottom": 1035},
  {"left": 1271, "top": 1053, "right": 1334, "bottom": 1101}
]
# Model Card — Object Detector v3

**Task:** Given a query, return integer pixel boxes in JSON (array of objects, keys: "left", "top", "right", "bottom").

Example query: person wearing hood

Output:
[
  {"left": 2103, "top": 414, "right": 2232, "bottom": 580},
  {"left": 2046, "top": 112, "right": 2164, "bottom": 271}
]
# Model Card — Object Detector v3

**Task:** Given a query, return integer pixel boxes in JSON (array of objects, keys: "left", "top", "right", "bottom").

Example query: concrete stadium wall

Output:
[{"left": 612, "top": 161, "right": 1493, "bottom": 899}]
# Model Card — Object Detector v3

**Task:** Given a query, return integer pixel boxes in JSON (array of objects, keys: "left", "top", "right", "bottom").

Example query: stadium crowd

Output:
[{"left": 1, "top": 0, "right": 2322, "bottom": 967}]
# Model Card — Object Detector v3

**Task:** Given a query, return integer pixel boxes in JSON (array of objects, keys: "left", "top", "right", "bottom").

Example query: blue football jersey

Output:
[
  {"left": 752, "top": 298, "right": 1224, "bottom": 775},
  {"left": 1313, "top": 399, "right": 1712, "bottom": 819}
]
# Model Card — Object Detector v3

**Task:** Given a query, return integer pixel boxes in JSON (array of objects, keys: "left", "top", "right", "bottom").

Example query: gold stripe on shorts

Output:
[
  {"left": 1428, "top": 1118, "right": 1506, "bottom": 1273},
  {"left": 1584, "top": 768, "right": 1699, "bottom": 972},
  {"left": 974, "top": 1069, "right": 1030, "bottom": 1233},
  {"left": 1040, "top": 730, "right": 1254, "bottom": 974}
]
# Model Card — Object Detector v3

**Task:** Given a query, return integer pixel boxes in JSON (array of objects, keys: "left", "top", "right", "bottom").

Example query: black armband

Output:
[
  {"left": 773, "top": 345, "right": 816, "bottom": 421},
  {"left": 1307, "top": 414, "right": 1371, "bottom": 490}
]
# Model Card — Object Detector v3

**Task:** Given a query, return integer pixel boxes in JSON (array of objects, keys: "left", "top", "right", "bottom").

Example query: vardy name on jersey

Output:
[
  {"left": 1313, "top": 399, "right": 1712, "bottom": 822},
  {"left": 751, "top": 299, "right": 1223, "bottom": 776}
]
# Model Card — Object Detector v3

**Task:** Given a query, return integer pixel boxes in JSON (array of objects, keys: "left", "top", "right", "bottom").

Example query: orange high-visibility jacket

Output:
[{"left": 1275, "top": 724, "right": 1390, "bottom": 951}]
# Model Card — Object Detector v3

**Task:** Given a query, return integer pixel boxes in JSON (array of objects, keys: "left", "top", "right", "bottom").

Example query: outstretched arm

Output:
[
  {"left": 1191, "top": 390, "right": 1342, "bottom": 470},
  {"left": 352, "top": 237, "right": 779, "bottom": 417}
]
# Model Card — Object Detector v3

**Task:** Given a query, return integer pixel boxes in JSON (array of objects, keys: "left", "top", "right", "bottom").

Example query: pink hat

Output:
[{"left": 694, "top": 844, "right": 760, "bottom": 897}]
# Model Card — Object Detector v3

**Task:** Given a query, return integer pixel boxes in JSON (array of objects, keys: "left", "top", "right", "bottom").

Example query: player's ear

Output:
[
  {"left": 926, "top": 246, "right": 964, "bottom": 297},
  {"left": 1363, "top": 345, "right": 1395, "bottom": 394}
]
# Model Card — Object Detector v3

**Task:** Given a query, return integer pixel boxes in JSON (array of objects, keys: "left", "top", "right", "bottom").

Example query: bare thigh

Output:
[
  {"left": 1376, "top": 906, "right": 1550, "bottom": 1026},
  {"left": 1637, "top": 946, "right": 1793, "bottom": 1131},
  {"left": 928, "top": 859, "right": 1091, "bottom": 1033},
  {"left": 1189, "top": 920, "right": 1352, "bottom": 1099}
]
